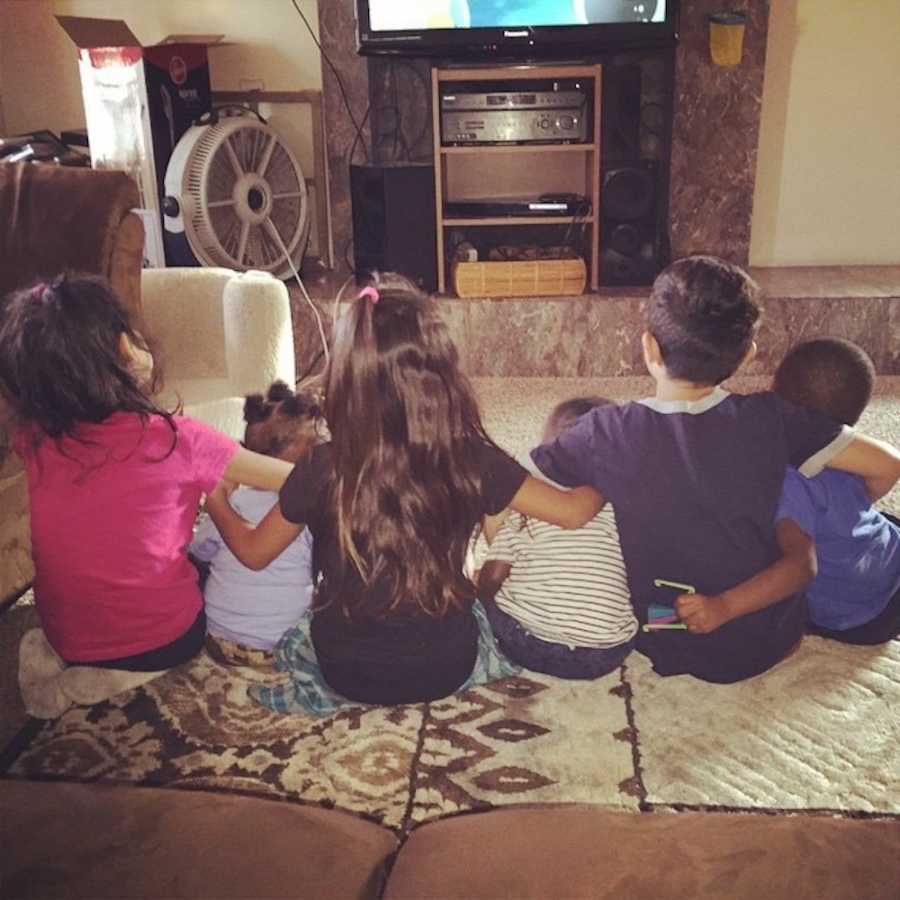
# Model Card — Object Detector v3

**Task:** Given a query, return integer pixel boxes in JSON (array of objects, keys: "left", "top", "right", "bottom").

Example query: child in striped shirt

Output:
[{"left": 478, "top": 397, "right": 637, "bottom": 679}]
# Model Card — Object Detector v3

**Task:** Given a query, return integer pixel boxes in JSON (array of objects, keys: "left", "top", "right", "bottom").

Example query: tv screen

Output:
[{"left": 357, "top": 1, "right": 679, "bottom": 58}]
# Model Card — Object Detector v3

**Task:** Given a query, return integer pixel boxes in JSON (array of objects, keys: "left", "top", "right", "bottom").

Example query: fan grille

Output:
[{"left": 182, "top": 118, "right": 309, "bottom": 276}]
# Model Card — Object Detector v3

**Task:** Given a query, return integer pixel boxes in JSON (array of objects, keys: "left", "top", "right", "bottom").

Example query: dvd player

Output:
[{"left": 445, "top": 196, "right": 589, "bottom": 218}]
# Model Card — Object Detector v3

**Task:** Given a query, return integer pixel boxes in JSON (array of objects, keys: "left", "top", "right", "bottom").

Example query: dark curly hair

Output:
[
  {"left": 648, "top": 255, "right": 761, "bottom": 385},
  {"left": 773, "top": 338, "right": 874, "bottom": 426},
  {"left": 243, "top": 380, "right": 322, "bottom": 460}
]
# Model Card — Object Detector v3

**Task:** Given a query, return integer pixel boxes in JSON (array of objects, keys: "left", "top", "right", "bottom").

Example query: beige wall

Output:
[
  {"left": 51, "top": 0, "right": 323, "bottom": 92},
  {"left": 750, "top": 0, "right": 900, "bottom": 266},
  {"left": 1, "top": 0, "right": 323, "bottom": 155}
]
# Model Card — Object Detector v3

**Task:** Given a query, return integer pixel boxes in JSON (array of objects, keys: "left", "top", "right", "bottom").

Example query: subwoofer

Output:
[
  {"left": 600, "top": 161, "right": 666, "bottom": 287},
  {"left": 350, "top": 163, "right": 437, "bottom": 292}
]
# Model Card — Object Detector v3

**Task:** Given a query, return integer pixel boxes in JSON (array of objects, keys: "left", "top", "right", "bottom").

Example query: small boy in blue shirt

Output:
[
  {"left": 771, "top": 339, "right": 900, "bottom": 644},
  {"left": 531, "top": 255, "right": 900, "bottom": 683}
]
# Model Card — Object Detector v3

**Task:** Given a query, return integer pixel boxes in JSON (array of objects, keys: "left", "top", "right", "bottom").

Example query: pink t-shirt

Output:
[{"left": 15, "top": 413, "right": 238, "bottom": 662}]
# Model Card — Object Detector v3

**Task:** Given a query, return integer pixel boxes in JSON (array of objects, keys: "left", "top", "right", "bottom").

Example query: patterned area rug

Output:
[
  {"left": 2, "top": 638, "right": 638, "bottom": 832},
  {"left": 5, "top": 628, "right": 898, "bottom": 830},
  {"left": 2, "top": 377, "right": 899, "bottom": 831}
]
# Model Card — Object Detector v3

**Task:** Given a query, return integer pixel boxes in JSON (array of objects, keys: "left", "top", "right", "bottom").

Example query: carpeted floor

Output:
[{"left": 1, "top": 377, "right": 898, "bottom": 832}]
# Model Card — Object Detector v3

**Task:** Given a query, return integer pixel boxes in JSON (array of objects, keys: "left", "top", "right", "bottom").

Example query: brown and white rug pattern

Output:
[
  {"left": 4, "top": 645, "right": 640, "bottom": 832},
  {"left": 6, "top": 631, "right": 898, "bottom": 830}
]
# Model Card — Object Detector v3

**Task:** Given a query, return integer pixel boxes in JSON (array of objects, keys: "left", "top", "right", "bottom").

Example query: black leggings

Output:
[
  {"left": 808, "top": 513, "right": 900, "bottom": 646},
  {"left": 65, "top": 610, "right": 207, "bottom": 671}
]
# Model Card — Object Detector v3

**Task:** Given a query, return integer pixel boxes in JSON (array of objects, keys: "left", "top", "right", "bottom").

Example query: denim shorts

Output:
[{"left": 485, "top": 602, "right": 635, "bottom": 680}]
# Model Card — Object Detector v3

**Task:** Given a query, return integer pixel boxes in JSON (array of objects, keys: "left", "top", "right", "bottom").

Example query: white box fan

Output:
[{"left": 163, "top": 114, "right": 310, "bottom": 277}]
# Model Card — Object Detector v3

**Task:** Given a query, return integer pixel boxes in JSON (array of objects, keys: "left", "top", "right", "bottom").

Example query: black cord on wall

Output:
[{"left": 290, "top": 0, "right": 369, "bottom": 165}]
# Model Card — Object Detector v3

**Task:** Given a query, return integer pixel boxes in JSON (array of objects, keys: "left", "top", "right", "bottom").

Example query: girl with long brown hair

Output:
[{"left": 206, "top": 273, "right": 601, "bottom": 706}]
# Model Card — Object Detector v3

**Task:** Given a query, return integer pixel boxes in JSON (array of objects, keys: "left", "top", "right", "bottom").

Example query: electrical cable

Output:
[
  {"left": 265, "top": 216, "right": 331, "bottom": 370},
  {"left": 394, "top": 61, "right": 432, "bottom": 159},
  {"left": 290, "top": 0, "right": 368, "bottom": 164}
]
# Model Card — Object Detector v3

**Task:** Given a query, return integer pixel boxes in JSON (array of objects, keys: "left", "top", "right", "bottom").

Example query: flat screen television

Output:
[{"left": 356, "top": 1, "right": 679, "bottom": 59}]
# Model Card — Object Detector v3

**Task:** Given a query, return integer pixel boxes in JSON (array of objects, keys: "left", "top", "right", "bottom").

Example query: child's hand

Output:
[{"left": 675, "top": 592, "right": 728, "bottom": 634}]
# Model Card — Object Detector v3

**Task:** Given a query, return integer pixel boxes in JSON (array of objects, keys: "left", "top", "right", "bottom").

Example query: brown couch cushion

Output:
[
  {"left": 0, "top": 162, "right": 143, "bottom": 318},
  {"left": 384, "top": 805, "right": 900, "bottom": 900},
  {"left": 0, "top": 780, "right": 398, "bottom": 900}
]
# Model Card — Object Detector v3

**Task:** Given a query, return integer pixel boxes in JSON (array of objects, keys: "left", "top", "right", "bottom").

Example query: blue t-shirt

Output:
[
  {"left": 776, "top": 467, "right": 900, "bottom": 630},
  {"left": 531, "top": 389, "right": 851, "bottom": 679}
]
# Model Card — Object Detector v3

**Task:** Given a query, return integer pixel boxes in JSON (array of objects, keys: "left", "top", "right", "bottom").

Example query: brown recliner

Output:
[
  {"left": 0, "top": 162, "right": 146, "bottom": 604},
  {"left": 0, "top": 162, "right": 144, "bottom": 316}
]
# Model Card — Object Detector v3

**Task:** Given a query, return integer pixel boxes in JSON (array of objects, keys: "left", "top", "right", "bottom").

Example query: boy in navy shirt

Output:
[{"left": 531, "top": 255, "right": 900, "bottom": 682}]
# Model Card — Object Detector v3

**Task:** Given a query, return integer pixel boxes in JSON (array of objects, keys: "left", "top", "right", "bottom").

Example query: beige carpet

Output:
[{"left": 1, "top": 377, "right": 898, "bottom": 830}]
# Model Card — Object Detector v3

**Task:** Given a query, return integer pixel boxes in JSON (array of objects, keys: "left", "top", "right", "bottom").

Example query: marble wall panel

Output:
[
  {"left": 889, "top": 300, "right": 900, "bottom": 374},
  {"left": 318, "top": 1, "right": 371, "bottom": 279},
  {"left": 669, "top": 0, "right": 769, "bottom": 265},
  {"left": 462, "top": 296, "right": 647, "bottom": 378},
  {"left": 437, "top": 298, "right": 471, "bottom": 374},
  {"left": 443, "top": 295, "right": 899, "bottom": 378},
  {"left": 750, "top": 297, "right": 897, "bottom": 377}
]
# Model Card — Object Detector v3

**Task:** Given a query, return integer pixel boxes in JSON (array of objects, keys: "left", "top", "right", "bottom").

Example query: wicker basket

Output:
[{"left": 453, "top": 258, "right": 587, "bottom": 298}]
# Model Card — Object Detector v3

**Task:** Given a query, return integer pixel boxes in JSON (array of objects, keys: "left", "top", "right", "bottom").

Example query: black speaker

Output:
[
  {"left": 600, "top": 160, "right": 667, "bottom": 287},
  {"left": 350, "top": 163, "right": 437, "bottom": 292},
  {"left": 601, "top": 64, "right": 642, "bottom": 164}
]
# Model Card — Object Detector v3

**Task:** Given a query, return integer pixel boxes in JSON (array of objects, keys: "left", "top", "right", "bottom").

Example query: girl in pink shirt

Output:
[{"left": 0, "top": 273, "right": 291, "bottom": 717}]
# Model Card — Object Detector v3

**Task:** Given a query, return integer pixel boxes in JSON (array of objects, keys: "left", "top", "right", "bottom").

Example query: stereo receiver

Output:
[{"left": 440, "top": 79, "right": 590, "bottom": 146}]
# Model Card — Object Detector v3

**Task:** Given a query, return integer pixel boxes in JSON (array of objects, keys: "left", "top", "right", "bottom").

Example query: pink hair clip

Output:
[{"left": 358, "top": 286, "right": 379, "bottom": 304}]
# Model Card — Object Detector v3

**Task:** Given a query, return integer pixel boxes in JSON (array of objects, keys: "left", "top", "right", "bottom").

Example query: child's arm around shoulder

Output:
[
  {"left": 477, "top": 512, "right": 517, "bottom": 602},
  {"left": 825, "top": 434, "right": 900, "bottom": 503},
  {"left": 205, "top": 482, "right": 302, "bottom": 570},
  {"left": 509, "top": 475, "right": 604, "bottom": 529}
]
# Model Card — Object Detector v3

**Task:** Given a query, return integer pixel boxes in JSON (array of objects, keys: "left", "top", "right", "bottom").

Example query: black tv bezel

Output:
[{"left": 355, "top": 1, "right": 680, "bottom": 59}]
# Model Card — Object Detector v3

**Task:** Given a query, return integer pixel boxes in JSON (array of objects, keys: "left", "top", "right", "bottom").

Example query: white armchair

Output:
[{"left": 141, "top": 268, "right": 296, "bottom": 439}]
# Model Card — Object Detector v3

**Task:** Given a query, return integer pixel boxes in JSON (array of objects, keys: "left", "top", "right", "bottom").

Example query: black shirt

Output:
[{"left": 279, "top": 440, "right": 527, "bottom": 704}]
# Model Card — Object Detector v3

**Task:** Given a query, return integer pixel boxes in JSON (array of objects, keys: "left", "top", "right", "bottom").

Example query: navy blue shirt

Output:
[{"left": 532, "top": 389, "right": 851, "bottom": 682}]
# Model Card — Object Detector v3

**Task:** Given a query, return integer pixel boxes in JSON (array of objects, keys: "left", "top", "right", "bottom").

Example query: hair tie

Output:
[
  {"left": 358, "top": 286, "right": 379, "bottom": 305},
  {"left": 30, "top": 282, "right": 48, "bottom": 301}
]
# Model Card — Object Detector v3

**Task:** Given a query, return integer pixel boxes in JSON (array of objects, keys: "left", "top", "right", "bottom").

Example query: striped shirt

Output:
[{"left": 485, "top": 507, "right": 637, "bottom": 649}]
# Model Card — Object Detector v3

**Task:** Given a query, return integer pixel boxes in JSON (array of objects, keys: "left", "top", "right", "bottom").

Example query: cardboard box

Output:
[{"left": 56, "top": 16, "right": 221, "bottom": 267}]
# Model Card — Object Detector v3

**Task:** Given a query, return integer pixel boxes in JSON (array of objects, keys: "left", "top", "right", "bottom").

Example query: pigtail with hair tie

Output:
[
  {"left": 243, "top": 393, "right": 269, "bottom": 424},
  {"left": 358, "top": 286, "right": 379, "bottom": 305},
  {"left": 267, "top": 380, "right": 294, "bottom": 402}
]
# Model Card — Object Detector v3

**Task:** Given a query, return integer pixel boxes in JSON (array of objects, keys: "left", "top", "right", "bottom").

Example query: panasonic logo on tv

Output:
[{"left": 503, "top": 30, "right": 529, "bottom": 38}]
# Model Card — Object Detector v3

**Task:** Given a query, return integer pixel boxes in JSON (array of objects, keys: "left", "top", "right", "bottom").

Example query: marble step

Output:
[{"left": 291, "top": 266, "right": 900, "bottom": 377}]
